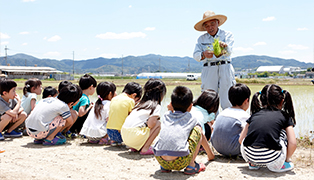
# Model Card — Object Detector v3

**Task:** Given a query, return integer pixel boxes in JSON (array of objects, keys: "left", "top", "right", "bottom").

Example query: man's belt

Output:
[{"left": 204, "top": 61, "right": 230, "bottom": 67}]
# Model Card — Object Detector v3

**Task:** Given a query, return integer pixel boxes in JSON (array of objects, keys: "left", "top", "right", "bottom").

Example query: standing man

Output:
[{"left": 193, "top": 10, "right": 235, "bottom": 110}]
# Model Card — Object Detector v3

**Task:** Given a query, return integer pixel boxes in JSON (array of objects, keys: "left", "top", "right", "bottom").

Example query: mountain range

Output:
[{"left": 1, "top": 53, "right": 313, "bottom": 74}]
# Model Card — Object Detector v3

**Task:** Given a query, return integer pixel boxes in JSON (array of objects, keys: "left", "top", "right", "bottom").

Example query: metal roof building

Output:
[
  {"left": 0, "top": 66, "right": 62, "bottom": 79},
  {"left": 256, "top": 66, "right": 284, "bottom": 74}
]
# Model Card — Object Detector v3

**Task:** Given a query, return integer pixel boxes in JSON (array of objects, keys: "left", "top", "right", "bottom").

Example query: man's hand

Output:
[
  {"left": 203, "top": 50, "right": 214, "bottom": 59},
  {"left": 219, "top": 41, "right": 228, "bottom": 48}
]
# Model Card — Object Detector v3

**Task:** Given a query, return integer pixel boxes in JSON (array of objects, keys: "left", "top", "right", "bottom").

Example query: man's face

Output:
[{"left": 203, "top": 19, "right": 219, "bottom": 36}]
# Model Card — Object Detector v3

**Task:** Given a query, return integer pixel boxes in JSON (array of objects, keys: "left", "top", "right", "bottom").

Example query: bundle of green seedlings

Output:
[{"left": 207, "top": 38, "right": 227, "bottom": 57}]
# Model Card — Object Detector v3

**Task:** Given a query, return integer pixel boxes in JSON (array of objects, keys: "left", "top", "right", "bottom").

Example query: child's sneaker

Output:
[
  {"left": 56, "top": 132, "right": 66, "bottom": 139},
  {"left": 273, "top": 162, "right": 294, "bottom": 173},
  {"left": 65, "top": 131, "right": 77, "bottom": 138},
  {"left": 43, "top": 137, "right": 66, "bottom": 146},
  {"left": 111, "top": 141, "right": 122, "bottom": 146},
  {"left": 4, "top": 130, "right": 23, "bottom": 138},
  {"left": 34, "top": 139, "right": 45, "bottom": 144},
  {"left": 249, "top": 162, "right": 260, "bottom": 170},
  {"left": 0, "top": 133, "right": 4, "bottom": 141}
]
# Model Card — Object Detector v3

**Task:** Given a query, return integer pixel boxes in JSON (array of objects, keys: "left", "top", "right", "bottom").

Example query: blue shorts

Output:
[{"left": 107, "top": 129, "right": 123, "bottom": 143}]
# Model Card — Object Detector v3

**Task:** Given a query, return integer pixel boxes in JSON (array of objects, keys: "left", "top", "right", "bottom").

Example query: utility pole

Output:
[
  {"left": 159, "top": 58, "right": 160, "bottom": 72},
  {"left": 121, "top": 55, "right": 124, "bottom": 76},
  {"left": 73, "top": 51, "right": 75, "bottom": 77},
  {"left": 5, "top": 46, "right": 8, "bottom": 66}
]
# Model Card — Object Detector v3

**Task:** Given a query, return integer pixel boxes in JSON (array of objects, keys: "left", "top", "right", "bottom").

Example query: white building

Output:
[
  {"left": 136, "top": 72, "right": 201, "bottom": 79},
  {"left": 256, "top": 66, "right": 284, "bottom": 74},
  {"left": 0, "top": 65, "right": 62, "bottom": 79}
]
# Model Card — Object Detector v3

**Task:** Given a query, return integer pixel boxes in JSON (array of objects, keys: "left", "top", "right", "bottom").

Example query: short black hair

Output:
[
  {"left": 122, "top": 82, "right": 142, "bottom": 99},
  {"left": 193, "top": 89, "right": 219, "bottom": 114},
  {"left": 228, "top": 83, "right": 251, "bottom": 106},
  {"left": 42, "top": 86, "right": 58, "bottom": 99},
  {"left": 79, "top": 74, "right": 97, "bottom": 90},
  {"left": 58, "top": 80, "right": 72, "bottom": 92},
  {"left": 0, "top": 78, "right": 17, "bottom": 95},
  {"left": 58, "top": 84, "right": 82, "bottom": 104},
  {"left": 171, "top": 86, "right": 193, "bottom": 112}
]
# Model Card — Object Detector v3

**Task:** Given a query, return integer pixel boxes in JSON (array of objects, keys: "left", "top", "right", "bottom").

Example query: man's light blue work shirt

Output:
[{"left": 193, "top": 29, "right": 234, "bottom": 63}]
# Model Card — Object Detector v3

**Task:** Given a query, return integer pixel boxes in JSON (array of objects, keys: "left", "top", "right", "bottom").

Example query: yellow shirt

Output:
[{"left": 107, "top": 93, "right": 135, "bottom": 130}]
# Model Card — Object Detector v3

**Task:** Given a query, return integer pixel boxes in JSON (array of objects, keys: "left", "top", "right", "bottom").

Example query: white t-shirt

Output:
[
  {"left": 80, "top": 100, "right": 110, "bottom": 138},
  {"left": 21, "top": 92, "right": 38, "bottom": 115},
  {"left": 25, "top": 97, "right": 71, "bottom": 132},
  {"left": 123, "top": 105, "right": 161, "bottom": 128}
]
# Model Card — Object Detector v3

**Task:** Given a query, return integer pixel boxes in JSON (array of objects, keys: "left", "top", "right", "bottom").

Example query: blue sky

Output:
[{"left": 0, "top": 0, "right": 313, "bottom": 63}]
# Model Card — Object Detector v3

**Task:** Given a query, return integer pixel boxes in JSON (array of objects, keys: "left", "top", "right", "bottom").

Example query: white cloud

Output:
[
  {"left": 0, "top": 32, "right": 10, "bottom": 39},
  {"left": 297, "top": 27, "right": 308, "bottom": 31},
  {"left": 144, "top": 27, "right": 156, "bottom": 31},
  {"left": 43, "top": 37, "right": 47, "bottom": 40},
  {"left": 253, "top": 42, "right": 266, "bottom": 46},
  {"left": 262, "top": 16, "right": 276, "bottom": 21},
  {"left": 96, "top": 32, "right": 147, "bottom": 39},
  {"left": 100, "top": 53, "right": 119, "bottom": 59},
  {"left": 278, "top": 50, "right": 296, "bottom": 55},
  {"left": 43, "top": 51, "right": 61, "bottom": 57},
  {"left": 19, "top": 31, "right": 30, "bottom": 35},
  {"left": 129, "top": 5, "right": 132, "bottom": 8},
  {"left": 288, "top": 44, "right": 309, "bottom": 50},
  {"left": 22, "top": 0, "right": 36, "bottom": 2},
  {"left": 22, "top": 43, "right": 28, "bottom": 46},
  {"left": 0, "top": 41, "right": 9, "bottom": 45},
  {"left": 47, "top": 35, "right": 61, "bottom": 42},
  {"left": 233, "top": 47, "right": 254, "bottom": 53}
]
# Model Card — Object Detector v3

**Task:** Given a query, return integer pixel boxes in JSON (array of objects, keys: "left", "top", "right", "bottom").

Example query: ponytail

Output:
[
  {"left": 282, "top": 90, "right": 296, "bottom": 125},
  {"left": 250, "top": 92, "right": 262, "bottom": 114},
  {"left": 94, "top": 82, "right": 116, "bottom": 119}
]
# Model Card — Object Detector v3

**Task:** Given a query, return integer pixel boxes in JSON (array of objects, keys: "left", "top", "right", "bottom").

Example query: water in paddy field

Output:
[{"left": 89, "top": 84, "right": 314, "bottom": 138}]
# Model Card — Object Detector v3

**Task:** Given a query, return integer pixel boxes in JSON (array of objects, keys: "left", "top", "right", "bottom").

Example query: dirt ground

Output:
[{"left": 1, "top": 136, "right": 313, "bottom": 180}]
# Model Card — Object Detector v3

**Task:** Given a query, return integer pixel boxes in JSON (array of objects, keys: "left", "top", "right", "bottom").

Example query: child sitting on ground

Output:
[
  {"left": 0, "top": 78, "right": 27, "bottom": 140},
  {"left": 121, "top": 79, "right": 166, "bottom": 155},
  {"left": 42, "top": 86, "right": 58, "bottom": 99},
  {"left": 25, "top": 84, "right": 82, "bottom": 145},
  {"left": 211, "top": 83, "right": 251, "bottom": 157},
  {"left": 153, "top": 86, "right": 206, "bottom": 175},
  {"left": 80, "top": 81, "right": 116, "bottom": 144},
  {"left": 239, "top": 84, "right": 297, "bottom": 172},
  {"left": 70, "top": 74, "right": 97, "bottom": 134},
  {"left": 21, "top": 78, "right": 42, "bottom": 116},
  {"left": 190, "top": 89, "right": 218, "bottom": 160},
  {"left": 107, "top": 82, "right": 142, "bottom": 146}
]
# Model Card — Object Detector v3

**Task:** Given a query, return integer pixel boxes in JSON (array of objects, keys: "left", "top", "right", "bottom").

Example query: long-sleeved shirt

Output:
[{"left": 193, "top": 29, "right": 234, "bottom": 64}]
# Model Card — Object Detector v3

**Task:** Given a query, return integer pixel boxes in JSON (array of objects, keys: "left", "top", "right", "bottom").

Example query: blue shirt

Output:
[{"left": 193, "top": 28, "right": 234, "bottom": 64}]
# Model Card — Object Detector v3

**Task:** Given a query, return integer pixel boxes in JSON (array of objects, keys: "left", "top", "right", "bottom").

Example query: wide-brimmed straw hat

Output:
[{"left": 194, "top": 11, "right": 227, "bottom": 31}]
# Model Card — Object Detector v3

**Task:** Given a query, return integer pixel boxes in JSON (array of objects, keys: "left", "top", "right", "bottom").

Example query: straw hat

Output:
[{"left": 194, "top": 11, "right": 227, "bottom": 31}]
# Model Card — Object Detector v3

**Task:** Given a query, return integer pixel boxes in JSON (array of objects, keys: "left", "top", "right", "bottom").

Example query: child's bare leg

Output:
[
  {"left": 141, "top": 120, "right": 161, "bottom": 152},
  {"left": 7, "top": 112, "right": 27, "bottom": 133},
  {"left": 64, "top": 110, "right": 78, "bottom": 132},
  {"left": 201, "top": 133, "right": 215, "bottom": 161},
  {"left": 186, "top": 126, "right": 202, "bottom": 170},
  {"left": 0, "top": 115, "right": 12, "bottom": 132},
  {"left": 46, "top": 125, "right": 63, "bottom": 141},
  {"left": 61, "top": 117, "right": 74, "bottom": 133}
]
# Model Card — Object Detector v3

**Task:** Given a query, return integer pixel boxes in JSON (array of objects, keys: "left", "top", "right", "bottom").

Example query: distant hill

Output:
[{"left": 0, "top": 53, "right": 313, "bottom": 74}]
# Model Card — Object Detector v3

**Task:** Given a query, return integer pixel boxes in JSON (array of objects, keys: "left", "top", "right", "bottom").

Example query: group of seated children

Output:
[{"left": 0, "top": 76, "right": 297, "bottom": 174}]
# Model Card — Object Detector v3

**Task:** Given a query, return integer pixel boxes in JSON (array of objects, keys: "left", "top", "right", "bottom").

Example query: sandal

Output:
[
  {"left": 43, "top": 137, "right": 66, "bottom": 146},
  {"left": 184, "top": 162, "right": 206, "bottom": 175},
  {"left": 99, "top": 137, "right": 111, "bottom": 145},
  {"left": 34, "top": 139, "right": 45, "bottom": 144},
  {"left": 88, "top": 140, "right": 100, "bottom": 144},
  {"left": 140, "top": 146, "right": 154, "bottom": 155},
  {"left": 160, "top": 166, "right": 172, "bottom": 173}
]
